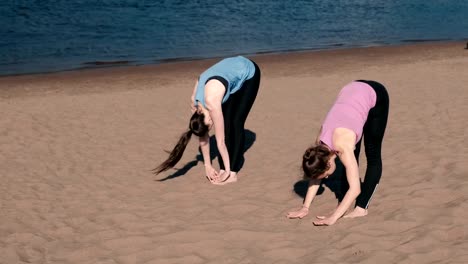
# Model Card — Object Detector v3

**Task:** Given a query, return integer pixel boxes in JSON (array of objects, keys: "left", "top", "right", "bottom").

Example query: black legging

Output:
[
  {"left": 217, "top": 61, "right": 261, "bottom": 172},
  {"left": 339, "top": 80, "right": 389, "bottom": 209}
]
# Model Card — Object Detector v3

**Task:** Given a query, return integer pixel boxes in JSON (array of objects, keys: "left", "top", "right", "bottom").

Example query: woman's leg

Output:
[
  {"left": 227, "top": 62, "right": 261, "bottom": 173},
  {"left": 355, "top": 80, "right": 389, "bottom": 209}
]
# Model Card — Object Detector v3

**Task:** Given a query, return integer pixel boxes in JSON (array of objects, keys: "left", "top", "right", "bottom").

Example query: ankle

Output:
[{"left": 355, "top": 206, "right": 367, "bottom": 211}]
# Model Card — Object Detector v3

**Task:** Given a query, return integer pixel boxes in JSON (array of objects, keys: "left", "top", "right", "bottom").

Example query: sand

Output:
[{"left": 1, "top": 41, "right": 467, "bottom": 263}]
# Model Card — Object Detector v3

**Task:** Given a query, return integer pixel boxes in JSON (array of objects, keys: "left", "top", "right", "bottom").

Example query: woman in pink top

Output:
[{"left": 287, "top": 80, "right": 389, "bottom": 226}]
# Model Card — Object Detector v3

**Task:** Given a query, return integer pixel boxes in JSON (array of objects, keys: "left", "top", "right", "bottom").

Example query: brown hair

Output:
[
  {"left": 152, "top": 111, "right": 209, "bottom": 175},
  {"left": 302, "top": 144, "right": 333, "bottom": 179}
]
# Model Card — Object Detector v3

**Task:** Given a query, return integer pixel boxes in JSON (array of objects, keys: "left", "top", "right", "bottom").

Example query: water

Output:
[{"left": 1, "top": 0, "right": 467, "bottom": 76}]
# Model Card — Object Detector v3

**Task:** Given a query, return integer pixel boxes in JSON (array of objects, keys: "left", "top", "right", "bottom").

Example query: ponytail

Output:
[
  {"left": 153, "top": 111, "right": 209, "bottom": 175},
  {"left": 153, "top": 130, "right": 193, "bottom": 175}
]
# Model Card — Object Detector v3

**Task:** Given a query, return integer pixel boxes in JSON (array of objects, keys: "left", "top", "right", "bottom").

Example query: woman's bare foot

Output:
[
  {"left": 343, "top": 206, "right": 368, "bottom": 218},
  {"left": 212, "top": 171, "right": 238, "bottom": 185}
]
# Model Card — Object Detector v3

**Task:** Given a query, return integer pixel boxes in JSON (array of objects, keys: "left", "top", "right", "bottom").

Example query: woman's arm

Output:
[
  {"left": 287, "top": 178, "right": 322, "bottom": 219},
  {"left": 303, "top": 178, "right": 322, "bottom": 208},
  {"left": 204, "top": 80, "right": 230, "bottom": 173},
  {"left": 199, "top": 133, "right": 211, "bottom": 166},
  {"left": 199, "top": 132, "right": 217, "bottom": 180},
  {"left": 314, "top": 129, "right": 361, "bottom": 225},
  {"left": 329, "top": 148, "right": 360, "bottom": 219},
  {"left": 191, "top": 80, "right": 199, "bottom": 112}
]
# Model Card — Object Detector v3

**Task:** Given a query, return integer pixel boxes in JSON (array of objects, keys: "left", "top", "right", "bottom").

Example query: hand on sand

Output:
[
  {"left": 315, "top": 209, "right": 336, "bottom": 220},
  {"left": 212, "top": 170, "right": 238, "bottom": 185},
  {"left": 286, "top": 207, "right": 309, "bottom": 219},
  {"left": 313, "top": 215, "right": 337, "bottom": 226},
  {"left": 204, "top": 165, "right": 219, "bottom": 183}
]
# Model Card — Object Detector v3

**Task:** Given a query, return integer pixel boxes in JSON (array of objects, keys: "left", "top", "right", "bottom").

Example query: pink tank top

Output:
[{"left": 319, "top": 81, "right": 377, "bottom": 150}]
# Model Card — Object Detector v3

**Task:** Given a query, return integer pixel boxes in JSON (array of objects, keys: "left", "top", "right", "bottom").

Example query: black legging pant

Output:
[
  {"left": 217, "top": 61, "right": 261, "bottom": 172},
  {"left": 339, "top": 80, "right": 389, "bottom": 209}
]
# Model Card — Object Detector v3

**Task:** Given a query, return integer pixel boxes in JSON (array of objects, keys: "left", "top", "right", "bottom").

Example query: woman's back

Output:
[{"left": 320, "top": 81, "right": 377, "bottom": 149}]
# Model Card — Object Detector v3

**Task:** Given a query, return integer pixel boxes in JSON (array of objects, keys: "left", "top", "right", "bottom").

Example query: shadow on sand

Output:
[{"left": 157, "top": 129, "right": 256, "bottom": 181}]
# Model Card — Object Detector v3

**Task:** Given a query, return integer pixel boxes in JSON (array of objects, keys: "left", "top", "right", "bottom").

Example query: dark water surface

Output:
[{"left": 1, "top": 0, "right": 467, "bottom": 75}]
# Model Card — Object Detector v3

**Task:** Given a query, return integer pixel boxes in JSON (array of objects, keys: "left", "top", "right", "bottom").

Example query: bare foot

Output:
[
  {"left": 343, "top": 206, "right": 368, "bottom": 218},
  {"left": 212, "top": 171, "right": 238, "bottom": 185}
]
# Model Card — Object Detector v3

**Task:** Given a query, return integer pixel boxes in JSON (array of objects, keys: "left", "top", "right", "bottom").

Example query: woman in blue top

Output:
[{"left": 153, "top": 56, "right": 261, "bottom": 185}]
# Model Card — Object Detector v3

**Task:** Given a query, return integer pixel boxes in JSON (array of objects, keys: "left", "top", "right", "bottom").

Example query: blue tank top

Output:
[{"left": 194, "top": 56, "right": 256, "bottom": 107}]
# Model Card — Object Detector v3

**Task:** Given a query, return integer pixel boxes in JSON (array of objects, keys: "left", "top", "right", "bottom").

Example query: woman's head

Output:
[
  {"left": 302, "top": 144, "right": 337, "bottom": 180},
  {"left": 195, "top": 104, "right": 213, "bottom": 130},
  {"left": 190, "top": 107, "right": 211, "bottom": 135},
  {"left": 153, "top": 111, "right": 210, "bottom": 175}
]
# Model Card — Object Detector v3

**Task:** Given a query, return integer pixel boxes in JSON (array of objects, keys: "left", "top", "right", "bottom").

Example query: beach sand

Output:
[{"left": 1, "top": 41, "right": 467, "bottom": 263}]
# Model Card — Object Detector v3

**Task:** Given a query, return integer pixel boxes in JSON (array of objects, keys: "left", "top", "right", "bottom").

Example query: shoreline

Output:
[
  {"left": 1, "top": 39, "right": 466, "bottom": 79},
  {"left": 1, "top": 40, "right": 466, "bottom": 100}
]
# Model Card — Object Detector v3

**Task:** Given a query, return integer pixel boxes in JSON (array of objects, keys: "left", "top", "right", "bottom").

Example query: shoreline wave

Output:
[{"left": 1, "top": 38, "right": 466, "bottom": 78}]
